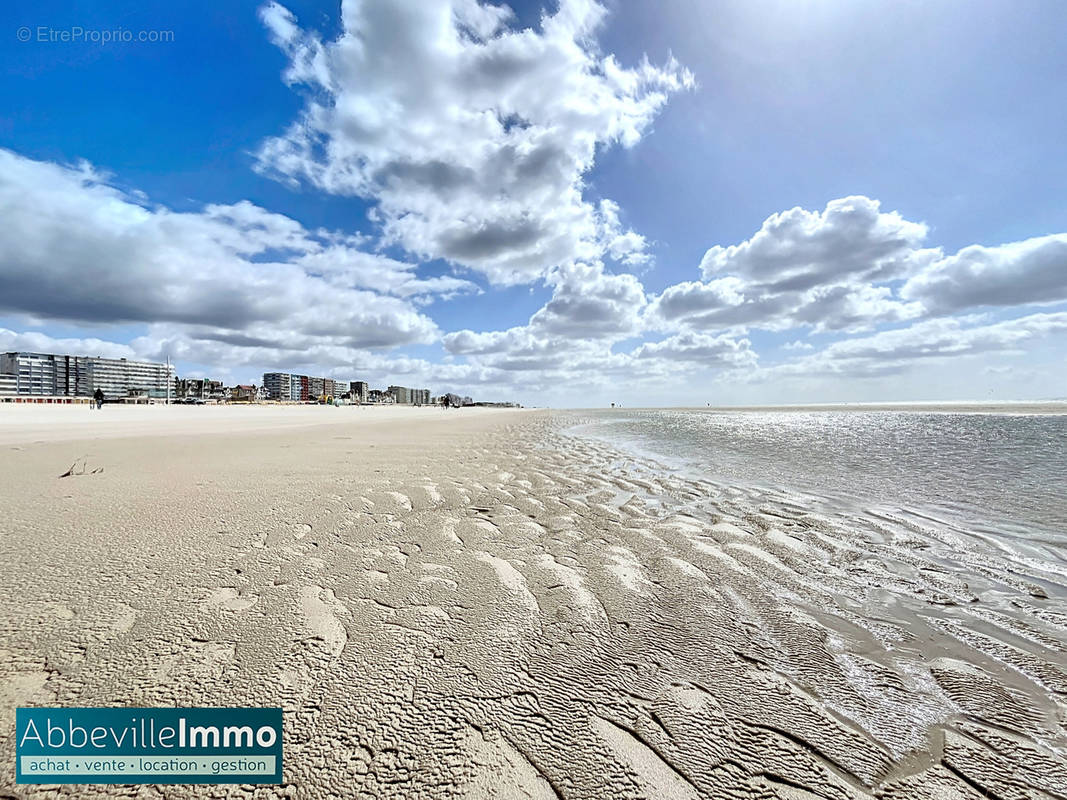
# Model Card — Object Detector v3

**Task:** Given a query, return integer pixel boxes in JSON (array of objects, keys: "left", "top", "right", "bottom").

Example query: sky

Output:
[{"left": 1, "top": 0, "right": 1065, "bottom": 407}]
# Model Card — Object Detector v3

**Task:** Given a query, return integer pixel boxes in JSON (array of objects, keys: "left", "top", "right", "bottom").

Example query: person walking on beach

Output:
[{"left": 93, "top": 388, "right": 104, "bottom": 410}]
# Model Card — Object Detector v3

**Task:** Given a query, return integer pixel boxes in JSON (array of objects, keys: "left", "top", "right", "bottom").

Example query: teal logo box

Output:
[{"left": 16, "top": 707, "right": 283, "bottom": 784}]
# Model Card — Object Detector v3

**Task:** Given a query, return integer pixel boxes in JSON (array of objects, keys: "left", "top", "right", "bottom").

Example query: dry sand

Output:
[
  {"left": 0, "top": 403, "right": 456, "bottom": 445},
  {"left": 1, "top": 406, "right": 1065, "bottom": 798}
]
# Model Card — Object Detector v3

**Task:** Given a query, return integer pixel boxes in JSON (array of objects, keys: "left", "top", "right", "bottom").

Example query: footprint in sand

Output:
[
  {"left": 299, "top": 585, "right": 348, "bottom": 657},
  {"left": 190, "top": 639, "right": 237, "bottom": 675},
  {"left": 39, "top": 601, "right": 75, "bottom": 620},
  {"left": 204, "top": 587, "right": 259, "bottom": 612},
  {"left": 0, "top": 662, "right": 55, "bottom": 711},
  {"left": 431, "top": 515, "right": 464, "bottom": 545},
  {"left": 274, "top": 663, "right": 315, "bottom": 712},
  {"left": 387, "top": 491, "right": 414, "bottom": 512},
  {"left": 111, "top": 603, "right": 137, "bottom": 633}
]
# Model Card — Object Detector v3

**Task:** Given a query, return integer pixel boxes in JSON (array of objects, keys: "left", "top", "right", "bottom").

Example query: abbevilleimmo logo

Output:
[{"left": 16, "top": 708, "right": 282, "bottom": 784}]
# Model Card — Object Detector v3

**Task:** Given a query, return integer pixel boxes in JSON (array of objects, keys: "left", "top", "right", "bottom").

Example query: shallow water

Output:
[
  {"left": 574, "top": 408, "right": 1067, "bottom": 545},
  {"left": 558, "top": 408, "right": 1067, "bottom": 790}
]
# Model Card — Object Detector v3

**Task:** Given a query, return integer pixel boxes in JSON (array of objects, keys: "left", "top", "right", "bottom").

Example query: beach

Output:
[{"left": 1, "top": 405, "right": 1065, "bottom": 799}]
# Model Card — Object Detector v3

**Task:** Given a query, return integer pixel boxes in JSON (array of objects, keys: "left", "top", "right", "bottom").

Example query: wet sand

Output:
[
  {"left": 661, "top": 401, "right": 1067, "bottom": 415},
  {"left": 1, "top": 407, "right": 1064, "bottom": 798}
]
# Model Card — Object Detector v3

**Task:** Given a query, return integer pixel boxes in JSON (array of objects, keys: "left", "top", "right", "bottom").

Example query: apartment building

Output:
[
  {"left": 0, "top": 352, "right": 172, "bottom": 399},
  {"left": 85, "top": 357, "right": 174, "bottom": 399},
  {"left": 263, "top": 372, "right": 292, "bottom": 400}
]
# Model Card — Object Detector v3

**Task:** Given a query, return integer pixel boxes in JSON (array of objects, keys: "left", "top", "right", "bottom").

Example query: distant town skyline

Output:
[
  {"left": 1, "top": 0, "right": 1065, "bottom": 407},
  {"left": 0, "top": 348, "right": 494, "bottom": 406}
]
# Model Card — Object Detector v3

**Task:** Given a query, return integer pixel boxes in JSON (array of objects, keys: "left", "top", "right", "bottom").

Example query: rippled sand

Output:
[{"left": 1, "top": 408, "right": 1065, "bottom": 798}]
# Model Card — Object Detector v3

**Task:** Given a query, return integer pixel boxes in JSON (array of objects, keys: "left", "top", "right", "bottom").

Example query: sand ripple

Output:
[{"left": 1, "top": 409, "right": 1064, "bottom": 798}]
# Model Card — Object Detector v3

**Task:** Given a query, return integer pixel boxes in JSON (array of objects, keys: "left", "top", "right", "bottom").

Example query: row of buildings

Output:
[
  {"left": 0, "top": 350, "right": 504, "bottom": 408},
  {"left": 262, "top": 372, "right": 431, "bottom": 405},
  {"left": 0, "top": 351, "right": 174, "bottom": 402}
]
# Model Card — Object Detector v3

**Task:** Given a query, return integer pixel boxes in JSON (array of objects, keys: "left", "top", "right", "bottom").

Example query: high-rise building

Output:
[
  {"left": 0, "top": 352, "right": 87, "bottom": 396},
  {"left": 309, "top": 376, "right": 324, "bottom": 399},
  {"left": 387, "top": 385, "right": 411, "bottom": 404},
  {"left": 350, "top": 381, "right": 368, "bottom": 402},
  {"left": 86, "top": 357, "right": 173, "bottom": 399},
  {"left": 0, "top": 373, "right": 17, "bottom": 397},
  {"left": 0, "top": 352, "right": 172, "bottom": 399},
  {"left": 263, "top": 372, "right": 292, "bottom": 400}
]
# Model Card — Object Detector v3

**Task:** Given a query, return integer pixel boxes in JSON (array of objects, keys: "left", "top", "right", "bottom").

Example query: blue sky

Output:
[{"left": 1, "top": 0, "right": 1065, "bottom": 405}]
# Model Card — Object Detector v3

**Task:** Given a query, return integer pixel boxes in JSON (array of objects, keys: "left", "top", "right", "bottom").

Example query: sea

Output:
[
  {"left": 564, "top": 404, "right": 1067, "bottom": 761},
  {"left": 572, "top": 405, "right": 1067, "bottom": 548}
]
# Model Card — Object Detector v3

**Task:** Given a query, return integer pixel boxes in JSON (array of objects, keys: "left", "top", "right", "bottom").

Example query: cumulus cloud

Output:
[
  {"left": 0, "top": 328, "right": 136, "bottom": 360},
  {"left": 901, "top": 234, "right": 1067, "bottom": 314},
  {"left": 650, "top": 276, "right": 920, "bottom": 333},
  {"left": 0, "top": 149, "right": 467, "bottom": 365},
  {"left": 256, "top": 0, "right": 692, "bottom": 283},
  {"left": 761, "top": 312, "right": 1067, "bottom": 379},
  {"left": 660, "top": 196, "right": 1067, "bottom": 343},
  {"left": 700, "top": 196, "right": 932, "bottom": 291},
  {"left": 443, "top": 300, "right": 754, "bottom": 398},
  {"left": 443, "top": 324, "right": 640, "bottom": 385},
  {"left": 440, "top": 253, "right": 660, "bottom": 390},
  {"left": 633, "top": 331, "right": 757, "bottom": 367},
  {"left": 529, "top": 263, "right": 647, "bottom": 338},
  {"left": 647, "top": 197, "right": 934, "bottom": 335}
]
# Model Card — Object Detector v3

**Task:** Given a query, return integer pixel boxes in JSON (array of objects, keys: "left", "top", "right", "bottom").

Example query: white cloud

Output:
[
  {"left": 442, "top": 299, "right": 754, "bottom": 400},
  {"left": 256, "top": 0, "right": 692, "bottom": 284},
  {"left": 760, "top": 312, "right": 1067, "bottom": 379},
  {"left": 648, "top": 197, "right": 933, "bottom": 335},
  {"left": 529, "top": 263, "right": 647, "bottom": 338},
  {"left": 661, "top": 197, "right": 1067, "bottom": 342},
  {"left": 700, "top": 196, "right": 932, "bottom": 291},
  {"left": 0, "top": 149, "right": 464, "bottom": 367},
  {"left": 436, "top": 189, "right": 1067, "bottom": 401},
  {"left": 901, "top": 233, "right": 1067, "bottom": 314},
  {"left": 633, "top": 331, "right": 757, "bottom": 367},
  {"left": 0, "top": 328, "right": 136, "bottom": 360},
  {"left": 650, "top": 276, "right": 921, "bottom": 333}
]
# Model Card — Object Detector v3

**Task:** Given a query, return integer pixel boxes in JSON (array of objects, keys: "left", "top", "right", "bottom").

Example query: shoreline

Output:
[
  {"left": 565, "top": 400, "right": 1067, "bottom": 414},
  {"left": 1, "top": 409, "right": 1064, "bottom": 798}
]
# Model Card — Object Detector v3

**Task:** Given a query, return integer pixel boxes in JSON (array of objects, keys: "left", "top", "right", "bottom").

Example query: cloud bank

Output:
[
  {"left": 256, "top": 0, "right": 692, "bottom": 284},
  {"left": 2, "top": 0, "right": 1065, "bottom": 404}
]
